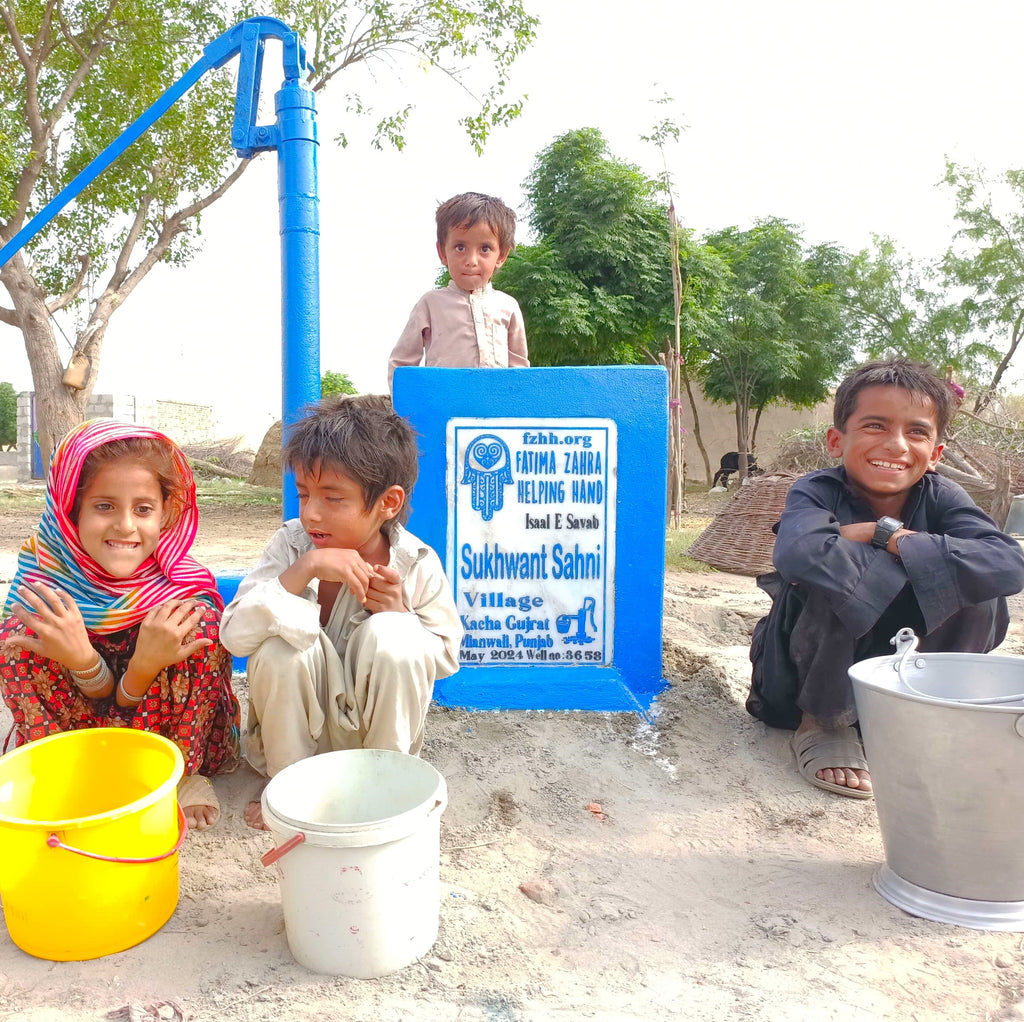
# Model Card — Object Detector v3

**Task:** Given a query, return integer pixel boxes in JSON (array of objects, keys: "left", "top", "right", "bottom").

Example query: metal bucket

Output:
[{"left": 849, "top": 629, "right": 1024, "bottom": 930}]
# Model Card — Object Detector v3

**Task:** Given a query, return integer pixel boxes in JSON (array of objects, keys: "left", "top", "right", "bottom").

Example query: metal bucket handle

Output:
[{"left": 891, "top": 628, "right": 1024, "bottom": 705}]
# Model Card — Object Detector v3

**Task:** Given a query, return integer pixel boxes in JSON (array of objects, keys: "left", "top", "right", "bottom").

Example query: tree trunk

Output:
[
  {"left": 681, "top": 361, "right": 712, "bottom": 486},
  {"left": 974, "top": 308, "right": 1024, "bottom": 414},
  {"left": 735, "top": 401, "right": 750, "bottom": 486},
  {"left": 1, "top": 257, "right": 93, "bottom": 465},
  {"left": 991, "top": 455, "right": 1013, "bottom": 530},
  {"left": 751, "top": 404, "right": 765, "bottom": 453}
]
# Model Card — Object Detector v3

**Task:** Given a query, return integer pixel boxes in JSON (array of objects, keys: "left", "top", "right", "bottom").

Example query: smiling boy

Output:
[
  {"left": 221, "top": 395, "right": 463, "bottom": 829},
  {"left": 387, "top": 192, "right": 529, "bottom": 392},
  {"left": 747, "top": 358, "right": 1024, "bottom": 798}
]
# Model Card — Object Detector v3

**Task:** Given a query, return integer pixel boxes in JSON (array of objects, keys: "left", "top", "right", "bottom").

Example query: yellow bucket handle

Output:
[{"left": 45, "top": 804, "right": 188, "bottom": 864}]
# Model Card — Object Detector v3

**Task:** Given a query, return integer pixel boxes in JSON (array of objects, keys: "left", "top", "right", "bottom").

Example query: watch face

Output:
[{"left": 879, "top": 516, "right": 902, "bottom": 531}]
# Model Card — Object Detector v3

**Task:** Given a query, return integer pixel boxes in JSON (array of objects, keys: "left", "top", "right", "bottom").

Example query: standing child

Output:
[
  {"left": 388, "top": 191, "right": 529, "bottom": 391},
  {"left": 748, "top": 358, "right": 1024, "bottom": 798},
  {"left": 0, "top": 420, "right": 240, "bottom": 830},
  {"left": 220, "top": 395, "right": 462, "bottom": 830}
]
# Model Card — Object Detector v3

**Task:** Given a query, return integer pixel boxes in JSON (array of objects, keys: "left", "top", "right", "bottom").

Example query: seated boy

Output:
[
  {"left": 221, "top": 395, "right": 463, "bottom": 828},
  {"left": 387, "top": 191, "right": 529, "bottom": 392},
  {"left": 748, "top": 358, "right": 1024, "bottom": 798}
]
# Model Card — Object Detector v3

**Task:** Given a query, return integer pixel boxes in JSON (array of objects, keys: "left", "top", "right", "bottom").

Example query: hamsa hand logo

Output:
[{"left": 461, "top": 434, "right": 512, "bottom": 521}]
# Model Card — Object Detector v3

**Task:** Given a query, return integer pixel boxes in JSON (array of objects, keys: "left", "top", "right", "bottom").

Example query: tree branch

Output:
[
  {"left": 976, "top": 304, "right": 1024, "bottom": 413},
  {"left": 0, "top": 5, "right": 42, "bottom": 139},
  {"left": 953, "top": 406, "right": 1022, "bottom": 433},
  {"left": 933, "top": 461, "right": 994, "bottom": 491},
  {"left": 937, "top": 441, "right": 985, "bottom": 479},
  {"left": 9, "top": 2, "right": 117, "bottom": 228},
  {"left": 46, "top": 3, "right": 117, "bottom": 130},
  {"left": 45, "top": 254, "right": 90, "bottom": 314},
  {"left": 33, "top": 1, "right": 62, "bottom": 65},
  {"left": 0, "top": 305, "right": 19, "bottom": 327},
  {"left": 104, "top": 160, "right": 251, "bottom": 307},
  {"left": 108, "top": 186, "right": 157, "bottom": 291},
  {"left": 0, "top": 5, "right": 34, "bottom": 70},
  {"left": 53, "top": 3, "right": 88, "bottom": 61}
]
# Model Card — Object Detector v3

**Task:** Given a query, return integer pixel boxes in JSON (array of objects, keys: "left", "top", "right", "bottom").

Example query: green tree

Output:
[
  {"left": 938, "top": 160, "right": 1024, "bottom": 413},
  {"left": 0, "top": 381, "right": 15, "bottom": 449},
  {"left": 496, "top": 128, "right": 675, "bottom": 367},
  {"left": 0, "top": 1, "right": 537, "bottom": 462},
  {"left": 699, "top": 219, "right": 852, "bottom": 475},
  {"left": 320, "top": 369, "right": 356, "bottom": 396},
  {"left": 838, "top": 236, "right": 989, "bottom": 388}
]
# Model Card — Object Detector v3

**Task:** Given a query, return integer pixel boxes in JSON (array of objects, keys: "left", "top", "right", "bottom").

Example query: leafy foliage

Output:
[
  {"left": 252, "top": 1, "right": 537, "bottom": 152},
  {"left": 698, "top": 219, "right": 852, "bottom": 452},
  {"left": 938, "top": 160, "right": 1024, "bottom": 411},
  {"left": 0, "top": 381, "right": 15, "bottom": 448},
  {"left": 320, "top": 369, "right": 357, "bottom": 396},
  {"left": 838, "top": 235, "right": 994, "bottom": 387},
  {"left": 2, "top": 1, "right": 236, "bottom": 298},
  {"left": 496, "top": 128, "right": 675, "bottom": 366}
]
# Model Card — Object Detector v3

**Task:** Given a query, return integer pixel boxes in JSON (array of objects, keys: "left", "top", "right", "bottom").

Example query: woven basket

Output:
[{"left": 687, "top": 473, "right": 799, "bottom": 576}]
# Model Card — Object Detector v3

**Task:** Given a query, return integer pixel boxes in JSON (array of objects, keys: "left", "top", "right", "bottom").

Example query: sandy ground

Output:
[{"left": 1, "top": 499, "right": 1024, "bottom": 1021}]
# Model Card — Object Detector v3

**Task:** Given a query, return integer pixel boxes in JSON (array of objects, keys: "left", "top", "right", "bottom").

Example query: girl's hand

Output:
[
  {"left": 4, "top": 582, "right": 95, "bottom": 671},
  {"left": 364, "top": 564, "right": 405, "bottom": 614},
  {"left": 130, "top": 599, "right": 212, "bottom": 679}
]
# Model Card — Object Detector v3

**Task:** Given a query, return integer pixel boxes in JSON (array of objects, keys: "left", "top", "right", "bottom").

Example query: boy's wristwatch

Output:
[{"left": 871, "top": 516, "right": 904, "bottom": 549}]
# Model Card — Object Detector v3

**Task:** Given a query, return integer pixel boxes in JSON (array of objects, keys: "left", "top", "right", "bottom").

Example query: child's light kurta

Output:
[
  {"left": 221, "top": 521, "right": 462, "bottom": 775},
  {"left": 388, "top": 280, "right": 529, "bottom": 390}
]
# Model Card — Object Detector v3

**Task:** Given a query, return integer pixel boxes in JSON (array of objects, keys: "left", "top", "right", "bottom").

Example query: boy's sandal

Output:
[
  {"left": 177, "top": 774, "right": 221, "bottom": 829},
  {"left": 790, "top": 725, "right": 872, "bottom": 800}
]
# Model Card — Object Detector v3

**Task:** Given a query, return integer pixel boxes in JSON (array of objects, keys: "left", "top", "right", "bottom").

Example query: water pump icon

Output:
[{"left": 556, "top": 597, "right": 597, "bottom": 645}]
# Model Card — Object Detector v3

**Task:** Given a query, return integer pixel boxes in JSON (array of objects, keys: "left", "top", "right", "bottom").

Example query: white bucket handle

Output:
[
  {"left": 261, "top": 797, "right": 446, "bottom": 866},
  {"left": 891, "top": 628, "right": 1024, "bottom": 705},
  {"left": 262, "top": 832, "right": 305, "bottom": 867}
]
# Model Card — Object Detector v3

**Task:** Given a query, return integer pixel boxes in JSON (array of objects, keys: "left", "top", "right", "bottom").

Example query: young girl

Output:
[{"left": 0, "top": 419, "right": 240, "bottom": 830}]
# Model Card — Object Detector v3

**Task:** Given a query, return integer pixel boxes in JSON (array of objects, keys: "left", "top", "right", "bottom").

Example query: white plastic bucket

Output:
[{"left": 261, "top": 748, "right": 448, "bottom": 978}]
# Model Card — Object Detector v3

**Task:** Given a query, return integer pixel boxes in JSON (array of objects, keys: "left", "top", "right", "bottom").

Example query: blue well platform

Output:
[{"left": 394, "top": 365, "right": 668, "bottom": 712}]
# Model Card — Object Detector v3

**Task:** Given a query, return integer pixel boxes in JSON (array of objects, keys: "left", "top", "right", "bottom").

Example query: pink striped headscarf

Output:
[{"left": 5, "top": 419, "right": 222, "bottom": 634}]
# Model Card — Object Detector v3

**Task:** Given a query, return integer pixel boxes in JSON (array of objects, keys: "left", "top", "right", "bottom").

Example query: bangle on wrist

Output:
[
  {"left": 69, "top": 654, "right": 103, "bottom": 682},
  {"left": 70, "top": 656, "right": 112, "bottom": 695},
  {"left": 117, "top": 674, "right": 144, "bottom": 706}
]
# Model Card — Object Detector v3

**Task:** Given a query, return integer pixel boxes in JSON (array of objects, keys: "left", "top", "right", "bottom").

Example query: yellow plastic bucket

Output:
[{"left": 0, "top": 728, "right": 185, "bottom": 960}]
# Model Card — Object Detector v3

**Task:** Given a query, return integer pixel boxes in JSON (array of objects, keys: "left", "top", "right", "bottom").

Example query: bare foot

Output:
[
  {"left": 177, "top": 775, "right": 221, "bottom": 830},
  {"left": 182, "top": 802, "right": 219, "bottom": 831},
  {"left": 795, "top": 714, "right": 872, "bottom": 794},
  {"left": 244, "top": 785, "right": 270, "bottom": 831}
]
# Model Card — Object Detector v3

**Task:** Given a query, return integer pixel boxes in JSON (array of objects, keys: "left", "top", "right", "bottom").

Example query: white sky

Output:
[{"left": 5, "top": 0, "right": 1024, "bottom": 447}]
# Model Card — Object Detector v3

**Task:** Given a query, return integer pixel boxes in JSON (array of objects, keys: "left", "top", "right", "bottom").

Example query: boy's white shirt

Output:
[{"left": 220, "top": 519, "right": 462, "bottom": 677}]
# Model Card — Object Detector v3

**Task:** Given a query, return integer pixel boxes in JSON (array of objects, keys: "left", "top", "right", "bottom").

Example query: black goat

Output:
[{"left": 712, "top": 452, "right": 762, "bottom": 488}]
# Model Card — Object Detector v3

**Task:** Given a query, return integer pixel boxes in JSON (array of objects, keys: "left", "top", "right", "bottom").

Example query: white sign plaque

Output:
[{"left": 447, "top": 418, "right": 617, "bottom": 667}]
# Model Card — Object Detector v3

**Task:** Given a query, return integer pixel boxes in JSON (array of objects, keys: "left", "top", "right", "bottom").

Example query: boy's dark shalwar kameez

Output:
[{"left": 748, "top": 466, "right": 1024, "bottom": 731}]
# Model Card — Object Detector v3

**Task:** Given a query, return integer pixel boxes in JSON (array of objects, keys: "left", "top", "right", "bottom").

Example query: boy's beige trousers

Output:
[{"left": 243, "top": 611, "right": 441, "bottom": 776}]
